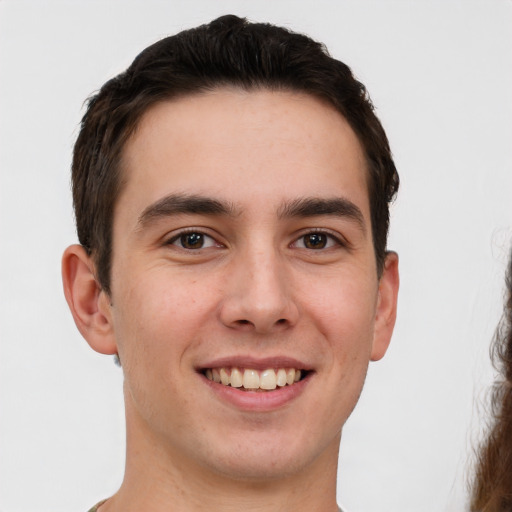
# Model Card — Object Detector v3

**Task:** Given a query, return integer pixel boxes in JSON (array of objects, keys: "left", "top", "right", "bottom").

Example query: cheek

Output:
[
  {"left": 301, "top": 280, "right": 377, "bottom": 433},
  {"left": 307, "top": 275, "right": 377, "bottom": 344},
  {"left": 110, "top": 279, "right": 194, "bottom": 422},
  {"left": 112, "top": 272, "right": 216, "bottom": 368}
]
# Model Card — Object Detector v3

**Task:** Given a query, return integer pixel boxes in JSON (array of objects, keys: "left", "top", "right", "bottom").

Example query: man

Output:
[{"left": 62, "top": 14, "right": 399, "bottom": 512}]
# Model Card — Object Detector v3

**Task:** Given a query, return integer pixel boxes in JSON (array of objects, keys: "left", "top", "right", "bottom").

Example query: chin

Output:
[
  {"left": 199, "top": 433, "right": 333, "bottom": 483},
  {"left": 209, "top": 456, "right": 305, "bottom": 483}
]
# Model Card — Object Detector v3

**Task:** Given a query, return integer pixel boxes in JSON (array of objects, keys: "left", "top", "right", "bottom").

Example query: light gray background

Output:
[{"left": 1, "top": 1, "right": 511, "bottom": 511}]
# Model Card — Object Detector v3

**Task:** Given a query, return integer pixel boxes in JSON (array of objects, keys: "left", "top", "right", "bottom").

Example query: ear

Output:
[
  {"left": 371, "top": 251, "right": 399, "bottom": 361},
  {"left": 62, "top": 244, "right": 117, "bottom": 355}
]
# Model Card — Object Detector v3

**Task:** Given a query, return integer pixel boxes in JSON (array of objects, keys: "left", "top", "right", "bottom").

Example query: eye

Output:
[
  {"left": 168, "top": 231, "right": 219, "bottom": 250},
  {"left": 293, "top": 232, "right": 341, "bottom": 250}
]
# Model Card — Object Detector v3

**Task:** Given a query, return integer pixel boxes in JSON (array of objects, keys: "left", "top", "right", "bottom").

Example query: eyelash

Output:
[
  {"left": 165, "top": 228, "right": 346, "bottom": 251},
  {"left": 166, "top": 229, "right": 222, "bottom": 250},
  {"left": 291, "top": 229, "right": 346, "bottom": 250}
]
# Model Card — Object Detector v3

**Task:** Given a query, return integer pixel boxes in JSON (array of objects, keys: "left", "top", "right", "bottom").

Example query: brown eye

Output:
[
  {"left": 180, "top": 232, "right": 204, "bottom": 249},
  {"left": 292, "top": 232, "right": 341, "bottom": 251},
  {"left": 303, "top": 233, "right": 328, "bottom": 249},
  {"left": 169, "top": 231, "right": 218, "bottom": 250}
]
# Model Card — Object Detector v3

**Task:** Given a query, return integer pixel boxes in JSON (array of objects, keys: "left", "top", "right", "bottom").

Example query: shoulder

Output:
[{"left": 87, "top": 499, "right": 107, "bottom": 512}]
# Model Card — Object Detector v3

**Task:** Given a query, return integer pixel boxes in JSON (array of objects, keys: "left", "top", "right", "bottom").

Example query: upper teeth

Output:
[{"left": 205, "top": 367, "right": 302, "bottom": 390}]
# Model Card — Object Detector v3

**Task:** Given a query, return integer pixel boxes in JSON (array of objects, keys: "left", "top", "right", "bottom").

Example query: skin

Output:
[{"left": 62, "top": 88, "right": 399, "bottom": 512}]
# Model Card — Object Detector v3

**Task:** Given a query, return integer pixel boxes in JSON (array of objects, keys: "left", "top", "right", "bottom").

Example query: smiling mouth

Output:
[{"left": 203, "top": 367, "right": 307, "bottom": 392}]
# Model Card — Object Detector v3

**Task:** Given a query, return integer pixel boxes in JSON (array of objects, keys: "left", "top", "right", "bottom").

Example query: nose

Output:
[{"left": 218, "top": 248, "right": 299, "bottom": 334}]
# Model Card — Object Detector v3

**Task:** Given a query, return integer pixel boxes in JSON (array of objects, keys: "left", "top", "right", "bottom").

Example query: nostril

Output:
[{"left": 277, "top": 319, "right": 287, "bottom": 325}]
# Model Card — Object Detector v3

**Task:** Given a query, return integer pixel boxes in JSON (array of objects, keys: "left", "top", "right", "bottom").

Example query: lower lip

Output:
[{"left": 202, "top": 374, "right": 311, "bottom": 412}]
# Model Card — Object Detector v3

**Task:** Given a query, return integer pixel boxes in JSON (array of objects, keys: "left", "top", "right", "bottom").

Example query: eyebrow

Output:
[
  {"left": 278, "top": 197, "right": 366, "bottom": 233},
  {"left": 136, "top": 193, "right": 366, "bottom": 234},
  {"left": 137, "top": 193, "right": 239, "bottom": 229}
]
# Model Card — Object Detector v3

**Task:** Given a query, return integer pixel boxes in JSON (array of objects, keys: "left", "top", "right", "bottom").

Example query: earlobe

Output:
[
  {"left": 371, "top": 251, "right": 399, "bottom": 361},
  {"left": 61, "top": 244, "right": 117, "bottom": 355}
]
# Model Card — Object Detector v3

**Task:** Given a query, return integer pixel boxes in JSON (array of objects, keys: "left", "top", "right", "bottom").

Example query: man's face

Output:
[{"left": 105, "top": 89, "right": 395, "bottom": 480}]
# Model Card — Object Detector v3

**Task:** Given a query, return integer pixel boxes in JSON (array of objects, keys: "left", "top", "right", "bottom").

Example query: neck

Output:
[{"left": 101, "top": 397, "right": 341, "bottom": 512}]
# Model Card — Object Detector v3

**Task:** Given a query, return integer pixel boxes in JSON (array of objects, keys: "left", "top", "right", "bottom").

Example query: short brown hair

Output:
[{"left": 72, "top": 14, "right": 399, "bottom": 294}]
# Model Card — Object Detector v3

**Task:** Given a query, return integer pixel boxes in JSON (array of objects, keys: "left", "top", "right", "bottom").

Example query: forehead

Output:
[{"left": 119, "top": 88, "right": 369, "bottom": 220}]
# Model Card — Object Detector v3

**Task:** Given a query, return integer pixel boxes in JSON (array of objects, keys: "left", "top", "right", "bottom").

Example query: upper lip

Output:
[{"left": 197, "top": 355, "right": 311, "bottom": 371}]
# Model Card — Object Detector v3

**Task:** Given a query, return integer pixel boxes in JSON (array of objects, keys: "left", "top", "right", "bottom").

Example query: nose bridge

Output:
[
  {"left": 246, "top": 245, "right": 284, "bottom": 301},
  {"left": 219, "top": 238, "right": 298, "bottom": 332}
]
